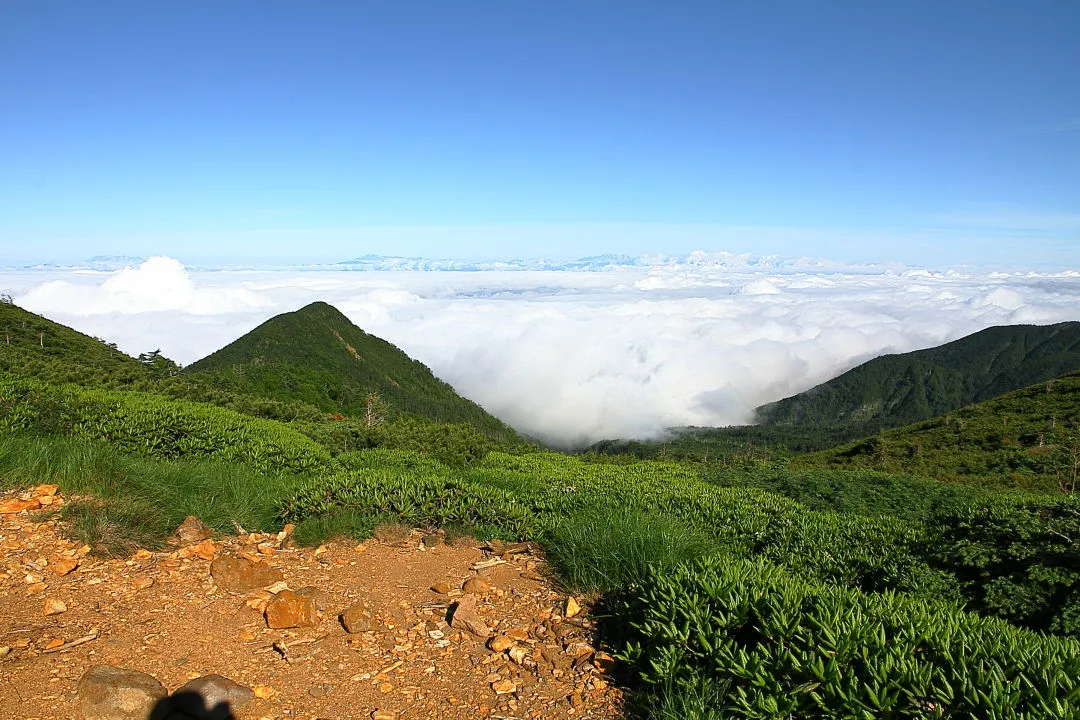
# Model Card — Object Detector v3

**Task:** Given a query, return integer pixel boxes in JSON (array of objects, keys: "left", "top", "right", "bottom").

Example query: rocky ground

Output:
[{"left": 0, "top": 485, "right": 624, "bottom": 720}]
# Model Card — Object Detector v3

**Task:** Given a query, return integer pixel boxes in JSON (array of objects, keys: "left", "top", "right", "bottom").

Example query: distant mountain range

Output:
[{"left": 6, "top": 251, "right": 892, "bottom": 273}]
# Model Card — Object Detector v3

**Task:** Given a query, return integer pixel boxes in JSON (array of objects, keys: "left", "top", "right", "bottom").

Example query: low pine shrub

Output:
[
  {"left": 0, "top": 375, "right": 333, "bottom": 475},
  {"left": 618, "top": 556, "right": 1080, "bottom": 718},
  {"left": 931, "top": 494, "right": 1080, "bottom": 636}
]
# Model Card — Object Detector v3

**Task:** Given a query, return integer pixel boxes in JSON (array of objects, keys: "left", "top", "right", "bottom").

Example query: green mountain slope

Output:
[
  {"left": 184, "top": 301, "right": 515, "bottom": 439},
  {"left": 798, "top": 370, "right": 1080, "bottom": 492},
  {"left": 756, "top": 321, "right": 1080, "bottom": 433},
  {"left": 0, "top": 300, "right": 150, "bottom": 387}
]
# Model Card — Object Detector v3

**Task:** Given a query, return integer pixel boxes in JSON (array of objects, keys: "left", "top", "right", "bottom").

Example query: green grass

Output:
[
  {"left": 544, "top": 508, "right": 723, "bottom": 593},
  {"left": 0, "top": 433, "right": 307, "bottom": 554}
]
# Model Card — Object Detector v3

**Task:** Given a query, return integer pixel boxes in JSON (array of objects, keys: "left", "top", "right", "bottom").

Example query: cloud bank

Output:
[{"left": 5, "top": 256, "right": 1080, "bottom": 446}]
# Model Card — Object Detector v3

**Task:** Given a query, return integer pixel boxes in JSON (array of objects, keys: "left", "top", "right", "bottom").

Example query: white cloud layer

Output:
[{"left": 4, "top": 256, "right": 1080, "bottom": 446}]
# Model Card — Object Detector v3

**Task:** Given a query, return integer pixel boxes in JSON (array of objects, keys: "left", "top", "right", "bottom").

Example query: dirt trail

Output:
[{"left": 0, "top": 486, "right": 623, "bottom": 720}]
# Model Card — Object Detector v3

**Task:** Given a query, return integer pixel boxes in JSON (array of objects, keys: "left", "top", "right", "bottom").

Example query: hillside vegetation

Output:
[
  {"left": 2, "top": 302, "right": 1079, "bottom": 718},
  {"left": 800, "top": 371, "right": 1080, "bottom": 493},
  {"left": 0, "top": 301, "right": 151, "bottom": 387},
  {"left": 184, "top": 301, "right": 517, "bottom": 441}
]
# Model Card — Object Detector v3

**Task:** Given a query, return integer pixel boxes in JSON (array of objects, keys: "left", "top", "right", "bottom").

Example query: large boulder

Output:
[{"left": 77, "top": 665, "right": 167, "bottom": 720}]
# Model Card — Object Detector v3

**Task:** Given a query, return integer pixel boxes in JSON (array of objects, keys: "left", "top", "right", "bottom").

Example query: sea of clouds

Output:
[{"left": 3, "top": 255, "right": 1079, "bottom": 447}]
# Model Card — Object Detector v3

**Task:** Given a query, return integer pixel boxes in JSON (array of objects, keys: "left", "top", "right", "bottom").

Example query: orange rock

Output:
[
  {"left": 341, "top": 602, "right": 377, "bottom": 633},
  {"left": 43, "top": 598, "right": 67, "bottom": 616},
  {"left": 210, "top": 555, "right": 283, "bottom": 592},
  {"left": 133, "top": 577, "right": 154, "bottom": 592},
  {"left": 462, "top": 576, "right": 491, "bottom": 594},
  {"left": 264, "top": 590, "right": 317, "bottom": 629},
  {"left": 34, "top": 484, "right": 59, "bottom": 497},
  {"left": 253, "top": 685, "right": 274, "bottom": 699},
  {"left": 44, "top": 638, "right": 65, "bottom": 650},
  {"left": 0, "top": 498, "right": 41, "bottom": 514},
  {"left": 430, "top": 581, "right": 450, "bottom": 594},
  {"left": 492, "top": 679, "right": 516, "bottom": 695},
  {"left": 564, "top": 596, "right": 582, "bottom": 618},
  {"left": 505, "top": 628, "right": 530, "bottom": 642},
  {"left": 50, "top": 558, "right": 79, "bottom": 576},
  {"left": 488, "top": 634, "right": 515, "bottom": 653},
  {"left": 192, "top": 540, "right": 218, "bottom": 560}
]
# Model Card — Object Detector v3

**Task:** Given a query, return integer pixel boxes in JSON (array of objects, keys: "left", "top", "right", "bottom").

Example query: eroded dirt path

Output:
[{"left": 0, "top": 486, "right": 623, "bottom": 720}]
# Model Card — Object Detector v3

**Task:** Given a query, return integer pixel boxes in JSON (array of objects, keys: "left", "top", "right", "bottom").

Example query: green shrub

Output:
[
  {"left": 0, "top": 375, "right": 333, "bottom": 475},
  {"left": 931, "top": 495, "right": 1080, "bottom": 636},
  {"left": 279, "top": 456, "right": 538, "bottom": 540},
  {"left": 619, "top": 556, "right": 1080, "bottom": 719}
]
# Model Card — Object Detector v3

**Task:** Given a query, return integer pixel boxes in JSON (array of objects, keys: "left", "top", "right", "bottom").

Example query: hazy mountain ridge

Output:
[
  {"left": 755, "top": 321, "right": 1080, "bottom": 433},
  {"left": 184, "top": 301, "right": 516, "bottom": 440}
]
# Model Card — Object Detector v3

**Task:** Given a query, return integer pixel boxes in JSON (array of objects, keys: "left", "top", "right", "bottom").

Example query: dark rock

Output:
[{"left": 168, "top": 674, "right": 254, "bottom": 720}]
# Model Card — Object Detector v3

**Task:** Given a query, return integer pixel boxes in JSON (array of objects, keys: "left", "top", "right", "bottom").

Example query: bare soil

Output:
[{"left": 0, "top": 486, "right": 624, "bottom": 720}]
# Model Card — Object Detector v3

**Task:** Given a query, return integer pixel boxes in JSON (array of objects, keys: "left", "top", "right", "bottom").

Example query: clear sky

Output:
[{"left": 2, "top": 1, "right": 1078, "bottom": 266}]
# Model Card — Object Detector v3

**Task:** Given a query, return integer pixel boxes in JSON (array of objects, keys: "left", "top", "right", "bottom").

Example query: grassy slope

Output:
[
  {"left": 0, "top": 301, "right": 150, "bottom": 387},
  {"left": 185, "top": 301, "right": 517, "bottom": 440},
  {"left": 798, "top": 370, "right": 1080, "bottom": 492}
]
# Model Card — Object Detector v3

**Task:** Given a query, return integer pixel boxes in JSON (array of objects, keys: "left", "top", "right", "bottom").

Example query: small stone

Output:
[
  {"left": 449, "top": 594, "right": 491, "bottom": 638},
  {"left": 462, "top": 576, "right": 491, "bottom": 594},
  {"left": 174, "top": 516, "right": 213, "bottom": 545},
  {"left": 45, "top": 638, "right": 65, "bottom": 650},
  {"left": 341, "top": 601, "right": 376, "bottom": 633},
  {"left": 50, "top": 558, "right": 79, "bottom": 576},
  {"left": 192, "top": 539, "right": 218, "bottom": 560},
  {"left": 134, "top": 548, "right": 153, "bottom": 560},
  {"left": 430, "top": 581, "right": 450, "bottom": 595},
  {"left": 265, "top": 589, "right": 317, "bottom": 629},
  {"left": 77, "top": 665, "right": 167, "bottom": 720},
  {"left": 492, "top": 679, "right": 516, "bottom": 695},
  {"left": 564, "top": 642, "right": 595, "bottom": 658},
  {"left": 133, "top": 577, "right": 154, "bottom": 592},
  {"left": 253, "top": 685, "right": 274, "bottom": 699},
  {"left": 592, "top": 650, "right": 617, "bottom": 673},
  {"left": 0, "top": 498, "right": 41, "bottom": 514},
  {"left": 422, "top": 534, "right": 441, "bottom": 548},
  {"left": 0, "top": 646, "right": 10, "bottom": 659},
  {"left": 171, "top": 673, "right": 255, "bottom": 719},
  {"left": 34, "top": 484, "right": 59, "bottom": 497},
  {"left": 564, "top": 596, "right": 581, "bottom": 619},
  {"left": 378, "top": 681, "right": 395, "bottom": 693},
  {"left": 508, "top": 645, "right": 529, "bottom": 665},
  {"left": 43, "top": 598, "right": 67, "bottom": 616},
  {"left": 209, "top": 555, "right": 283, "bottom": 592},
  {"left": 488, "top": 634, "right": 515, "bottom": 653},
  {"left": 372, "top": 710, "right": 396, "bottom": 720},
  {"left": 505, "top": 628, "right": 530, "bottom": 642}
]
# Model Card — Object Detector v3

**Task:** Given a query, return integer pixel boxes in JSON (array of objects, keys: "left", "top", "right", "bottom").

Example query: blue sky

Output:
[{"left": 1, "top": 1, "right": 1078, "bottom": 266}]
